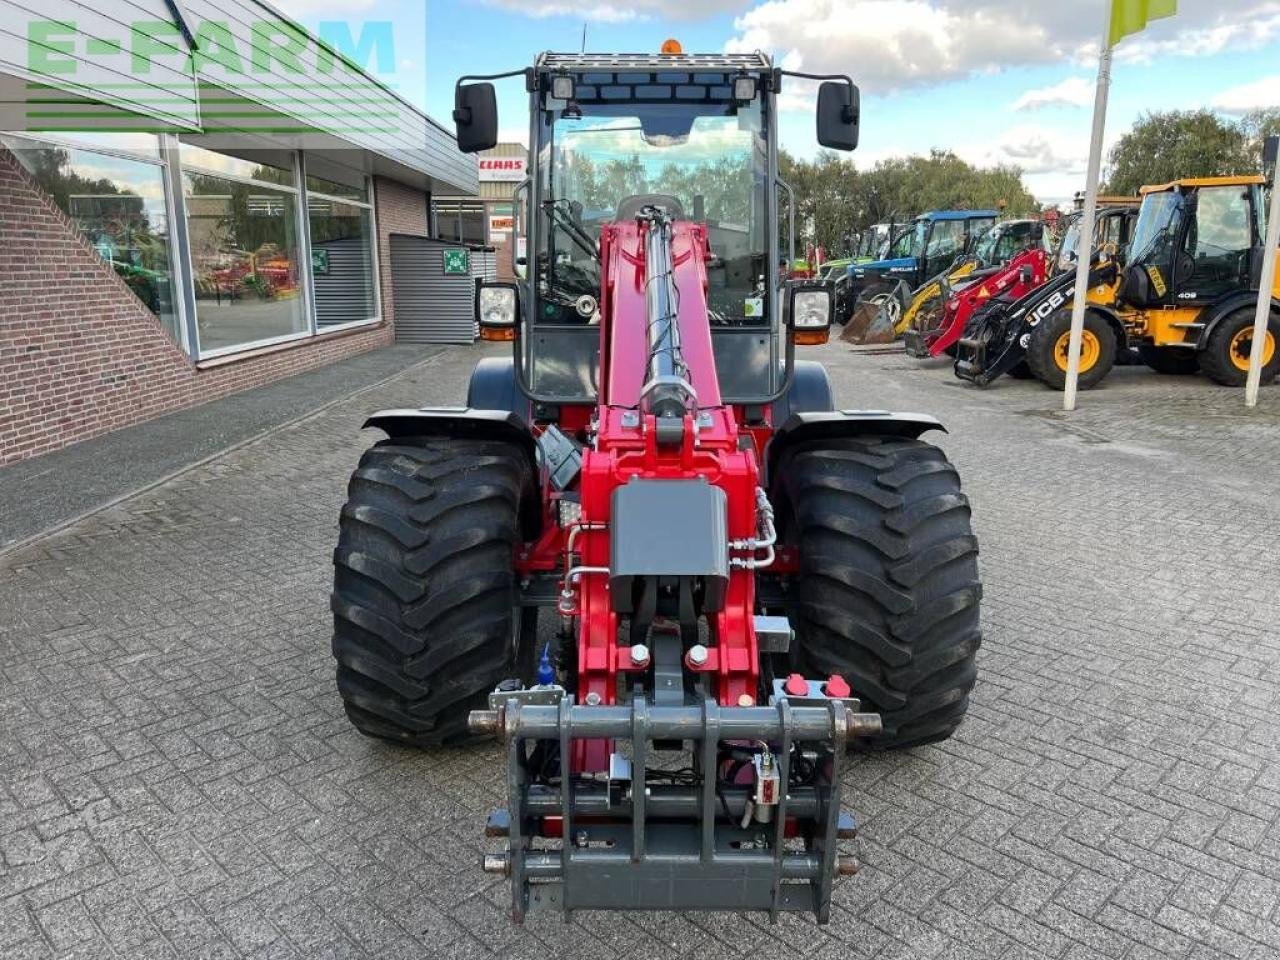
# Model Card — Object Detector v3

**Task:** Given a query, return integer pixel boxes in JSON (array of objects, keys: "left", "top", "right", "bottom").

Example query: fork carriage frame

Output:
[{"left": 481, "top": 696, "right": 880, "bottom": 921}]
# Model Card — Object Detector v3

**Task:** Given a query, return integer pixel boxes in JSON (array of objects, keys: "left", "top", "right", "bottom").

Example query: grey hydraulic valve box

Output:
[{"left": 609, "top": 478, "right": 729, "bottom": 613}]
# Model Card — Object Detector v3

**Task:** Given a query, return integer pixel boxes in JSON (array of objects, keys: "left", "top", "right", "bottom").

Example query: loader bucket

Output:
[
  {"left": 840, "top": 299, "right": 898, "bottom": 343},
  {"left": 475, "top": 692, "right": 881, "bottom": 922}
]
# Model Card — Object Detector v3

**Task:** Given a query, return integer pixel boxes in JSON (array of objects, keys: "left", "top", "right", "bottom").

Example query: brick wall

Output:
[
  {"left": 0, "top": 146, "right": 396, "bottom": 467},
  {"left": 374, "top": 176, "right": 431, "bottom": 336}
]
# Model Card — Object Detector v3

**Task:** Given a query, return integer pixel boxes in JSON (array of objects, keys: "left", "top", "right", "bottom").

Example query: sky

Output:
[{"left": 272, "top": 0, "right": 1280, "bottom": 206}]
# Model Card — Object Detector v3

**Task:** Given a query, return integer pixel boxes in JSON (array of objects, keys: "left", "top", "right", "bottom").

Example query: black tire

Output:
[
  {"left": 776, "top": 437, "right": 982, "bottom": 750},
  {"left": 331, "top": 437, "right": 536, "bottom": 747},
  {"left": 1007, "top": 360, "right": 1034, "bottom": 379},
  {"left": 1138, "top": 345, "right": 1199, "bottom": 375},
  {"left": 1027, "top": 308, "right": 1116, "bottom": 390},
  {"left": 1198, "top": 310, "right": 1280, "bottom": 387}
]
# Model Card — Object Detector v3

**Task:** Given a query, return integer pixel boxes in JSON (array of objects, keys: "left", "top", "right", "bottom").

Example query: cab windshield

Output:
[
  {"left": 539, "top": 100, "right": 769, "bottom": 326},
  {"left": 1129, "top": 191, "right": 1185, "bottom": 268},
  {"left": 886, "top": 223, "right": 922, "bottom": 259},
  {"left": 970, "top": 227, "right": 1001, "bottom": 265}
]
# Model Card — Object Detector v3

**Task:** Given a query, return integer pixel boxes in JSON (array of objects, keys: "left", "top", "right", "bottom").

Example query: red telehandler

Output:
[
  {"left": 330, "top": 48, "right": 982, "bottom": 923},
  {"left": 902, "top": 221, "right": 1050, "bottom": 359}
]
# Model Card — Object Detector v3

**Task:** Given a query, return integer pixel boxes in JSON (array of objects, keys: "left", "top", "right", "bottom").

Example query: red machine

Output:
[
  {"left": 904, "top": 245, "right": 1051, "bottom": 358},
  {"left": 330, "top": 49, "right": 982, "bottom": 923}
]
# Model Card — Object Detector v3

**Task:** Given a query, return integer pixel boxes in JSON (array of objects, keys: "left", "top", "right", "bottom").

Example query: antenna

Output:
[{"left": 581, "top": 22, "right": 587, "bottom": 53}]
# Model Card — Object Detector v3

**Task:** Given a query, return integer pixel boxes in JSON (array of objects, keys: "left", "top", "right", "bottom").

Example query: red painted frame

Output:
[
  {"left": 926, "top": 247, "right": 1051, "bottom": 357},
  {"left": 512, "top": 218, "right": 773, "bottom": 772}
]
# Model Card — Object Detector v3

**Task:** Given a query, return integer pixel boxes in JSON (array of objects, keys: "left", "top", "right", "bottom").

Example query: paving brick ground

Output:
[{"left": 2, "top": 342, "right": 1279, "bottom": 959}]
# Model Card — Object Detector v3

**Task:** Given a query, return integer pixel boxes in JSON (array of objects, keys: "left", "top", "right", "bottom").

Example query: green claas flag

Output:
[{"left": 1109, "top": 0, "right": 1177, "bottom": 46}]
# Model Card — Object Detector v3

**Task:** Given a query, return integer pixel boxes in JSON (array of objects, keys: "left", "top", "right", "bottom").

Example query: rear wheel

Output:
[
  {"left": 1198, "top": 310, "right": 1280, "bottom": 386},
  {"left": 1007, "top": 360, "right": 1035, "bottom": 379},
  {"left": 1138, "top": 345, "right": 1199, "bottom": 375},
  {"left": 776, "top": 437, "right": 982, "bottom": 750},
  {"left": 1027, "top": 308, "right": 1116, "bottom": 390},
  {"left": 331, "top": 437, "right": 535, "bottom": 747}
]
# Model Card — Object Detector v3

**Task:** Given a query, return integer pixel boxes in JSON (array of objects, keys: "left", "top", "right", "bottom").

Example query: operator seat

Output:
[{"left": 615, "top": 194, "right": 685, "bottom": 222}]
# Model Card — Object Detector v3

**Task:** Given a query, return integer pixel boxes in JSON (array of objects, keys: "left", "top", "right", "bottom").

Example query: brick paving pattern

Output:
[{"left": 2, "top": 342, "right": 1279, "bottom": 958}]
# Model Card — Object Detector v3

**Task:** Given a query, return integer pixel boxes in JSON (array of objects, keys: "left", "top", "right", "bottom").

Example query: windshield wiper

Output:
[{"left": 544, "top": 200, "right": 600, "bottom": 262}]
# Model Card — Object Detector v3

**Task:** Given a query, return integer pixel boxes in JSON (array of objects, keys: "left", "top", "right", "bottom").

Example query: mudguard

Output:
[
  {"left": 771, "top": 361, "right": 835, "bottom": 424},
  {"left": 363, "top": 407, "right": 542, "bottom": 536},
  {"left": 466, "top": 355, "right": 528, "bottom": 415},
  {"left": 1196, "top": 292, "right": 1280, "bottom": 349},
  {"left": 764, "top": 410, "right": 945, "bottom": 485}
]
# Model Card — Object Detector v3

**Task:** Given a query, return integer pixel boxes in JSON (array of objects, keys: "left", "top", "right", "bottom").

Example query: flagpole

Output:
[
  {"left": 1244, "top": 145, "right": 1280, "bottom": 407},
  {"left": 1063, "top": 1, "right": 1115, "bottom": 412}
]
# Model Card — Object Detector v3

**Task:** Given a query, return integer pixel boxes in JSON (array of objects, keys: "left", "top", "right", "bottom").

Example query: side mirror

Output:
[
  {"left": 816, "top": 81, "right": 859, "bottom": 151},
  {"left": 454, "top": 82, "right": 498, "bottom": 154},
  {"left": 789, "top": 283, "right": 833, "bottom": 345}
]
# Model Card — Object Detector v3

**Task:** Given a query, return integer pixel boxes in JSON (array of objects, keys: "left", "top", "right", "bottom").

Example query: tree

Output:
[
  {"left": 1238, "top": 108, "right": 1280, "bottom": 160},
  {"left": 1104, "top": 110, "right": 1250, "bottom": 195}
]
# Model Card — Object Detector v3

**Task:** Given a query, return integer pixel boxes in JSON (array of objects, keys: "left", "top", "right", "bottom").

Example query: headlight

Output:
[
  {"left": 479, "top": 285, "right": 517, "bottom": 327},
  {"left": 792, "top": 290, "right": 831, "bottom": 329}
]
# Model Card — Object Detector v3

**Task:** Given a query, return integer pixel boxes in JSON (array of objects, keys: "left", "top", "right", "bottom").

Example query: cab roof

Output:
[
  {"left": 1140, "top": 175, "right": 1265, "bottom": 195},
  {"left": 536, "top": 52, "right": 773, "bottom": 73},
  {"left": 918, "top": 210, "right": 999, "bottom": 221}
]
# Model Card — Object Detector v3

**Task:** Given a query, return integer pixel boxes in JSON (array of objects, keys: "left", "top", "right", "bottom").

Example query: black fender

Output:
[
  {"left": 1195, "top": 292, "right": 1280, "bottom": 349},
  {"left": 362, "top": 407, "right": 542, "bottom": 535},
  {"left": 771, "top": 361, "right": 835, "bottom": 424},
  {"left": 1086, "top": 304, "right": 1128, "bottom": 351},
  {"left": 466, "top": 355, "right": 530, "bottom": 418},
  {"left": 764, "top": 410, "right": 945, "bottom": 488}
]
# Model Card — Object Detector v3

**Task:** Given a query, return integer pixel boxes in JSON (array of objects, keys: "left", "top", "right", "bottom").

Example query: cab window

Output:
[
  {"left": 926, "top": 219, "right": 965, "bottom": 260},
  {"left": 1182, "top": 186, "right": 1253, "bottom": 293}
]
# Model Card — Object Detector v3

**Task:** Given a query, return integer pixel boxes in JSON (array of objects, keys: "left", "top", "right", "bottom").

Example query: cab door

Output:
[
  {"left": 1174, "top": 185, "right": 1257, "bottom": 304},
  {"left": 921, "top": 218, "right": 967, "bottom": 281}
]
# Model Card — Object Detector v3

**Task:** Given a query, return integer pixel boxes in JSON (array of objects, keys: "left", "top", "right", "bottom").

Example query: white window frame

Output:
[
  {"left": 3, "top": 130, "right": 192, "bottom": 355},
  {"left": 177, "top": 146, "right": 314, "bottom": 360},
  {"left": 300, "top": 154, "right": 382, "bottom": 334}
]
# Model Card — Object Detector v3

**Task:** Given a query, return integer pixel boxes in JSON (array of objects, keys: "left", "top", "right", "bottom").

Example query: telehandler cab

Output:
[
  {"left": 330, "top": 48, "right": 982, "bottom": 923},
  {"left": 956, "top": 177, "right": 1280, "bottom": 389}
]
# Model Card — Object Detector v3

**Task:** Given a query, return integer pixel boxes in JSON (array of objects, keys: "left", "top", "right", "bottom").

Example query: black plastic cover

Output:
[{"left": 609, "top": 479, "right": 728, "bottom": 612}]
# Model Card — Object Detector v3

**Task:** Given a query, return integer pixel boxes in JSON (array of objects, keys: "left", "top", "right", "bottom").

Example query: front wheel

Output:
[
  {"left": 775, "top": 436, "right": 982, "bottom": 750},
  {"left": 1027, "top": 308, "right": 1116, "bottom": 390},
  {"left": 331, "top": 437, "right": 535, "bottom": 747},
  {"left": 1198, "top": 310, "right": 1280, "bottom": 387}
]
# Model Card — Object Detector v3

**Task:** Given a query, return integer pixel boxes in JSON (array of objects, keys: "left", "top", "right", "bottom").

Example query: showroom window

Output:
[
  {"left": 180, "top": 147, "right": 308, "bottom": 356},
  {"left": 305, "top": 168, "right": 378, "bottom": 329},
  {"left": 435, "top": 200, "right": 487, "bottom": 244},
  {"left": 1, "top": 133, "right": 182, "bottom": 344}
]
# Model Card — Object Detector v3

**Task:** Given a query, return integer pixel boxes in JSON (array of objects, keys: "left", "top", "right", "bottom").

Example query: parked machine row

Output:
[{"left": 831, "top": 171, "right": 1279, "bottom": 391}]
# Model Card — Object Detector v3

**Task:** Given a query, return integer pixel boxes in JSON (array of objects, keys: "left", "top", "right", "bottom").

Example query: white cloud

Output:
[
  {"left": 478, "top": 0, "right": 746, "bottom": 22},
  {"left": 1211, "top": 76, "right": 1280, "bottom": 114},
  {"left": 950, "top": 124, "right": 1089, "bottom": 177},
  {"left": 724, "top": 0, "right": 1280, "bottom": 96},
  {"left": 1011, "top": 76, "right": 1094, "bottom": 112}
]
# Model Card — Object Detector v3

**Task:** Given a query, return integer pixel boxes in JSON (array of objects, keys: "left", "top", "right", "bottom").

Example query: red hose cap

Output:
[
  {"left": 784, "top": 673, "right": 810, "bottom": 697},
  {"left": 825, "top": 674, "right": 851, "bottom": 699}
]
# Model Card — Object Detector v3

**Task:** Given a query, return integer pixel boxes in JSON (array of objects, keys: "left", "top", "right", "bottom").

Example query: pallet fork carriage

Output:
[{"left": 330, "top": 46, "right": 983, "bottom": 923}]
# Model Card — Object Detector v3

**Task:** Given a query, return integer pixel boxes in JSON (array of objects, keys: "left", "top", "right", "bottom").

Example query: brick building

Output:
[
  {"left": 0, "top": 1, "right": 476, "bottom": 466},
  {"left": 435, "top": 142, "right": 528, "bottom": 281}
]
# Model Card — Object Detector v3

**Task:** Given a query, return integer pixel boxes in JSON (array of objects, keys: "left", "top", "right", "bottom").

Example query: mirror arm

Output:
[
  {"left": 453, "top": 68, "right": 533, "bottom": 123},
  {"left": 779, "top": 69, "right": 857, "bottom": 119}
]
